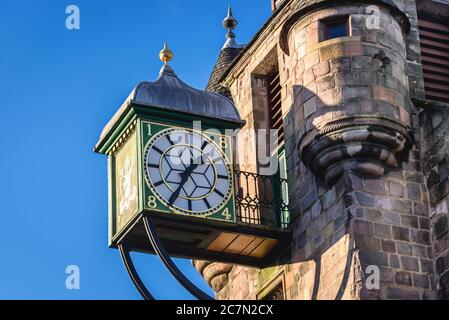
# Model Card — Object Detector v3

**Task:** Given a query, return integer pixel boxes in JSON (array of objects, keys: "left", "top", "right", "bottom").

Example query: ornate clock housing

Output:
[
  {"left": 95, "top": 54, "right": 290, "bottom": 268},
  {"left": 142, "top": 122, "right": 236, "bottom": 222}
]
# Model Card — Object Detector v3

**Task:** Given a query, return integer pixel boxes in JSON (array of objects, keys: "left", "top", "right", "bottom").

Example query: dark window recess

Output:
[
  {"left": 322, "top": 18, "right": 348, "bottom": 41},
  {"left": 267, "top": 73, "right": 284, "bottom": 146},
  {"left": 261, "top": 283, "right": 285, "bottom": 300},
  {"left": 418, "top": 18, "right": 449, "bottom": 103}
]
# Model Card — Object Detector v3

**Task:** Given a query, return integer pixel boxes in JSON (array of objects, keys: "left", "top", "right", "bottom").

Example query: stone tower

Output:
[{"left": 195, "top": 0, "right": 449, "bottom": 300}]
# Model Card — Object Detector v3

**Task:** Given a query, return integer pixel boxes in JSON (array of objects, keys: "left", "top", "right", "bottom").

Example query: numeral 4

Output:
[{"left": 221, "top": 208, "right": 231, "bottom": 220}]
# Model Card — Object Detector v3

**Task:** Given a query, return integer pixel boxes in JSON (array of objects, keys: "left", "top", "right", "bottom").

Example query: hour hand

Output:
[
  {"left": 168, "top": 156, "right": 202, "bottom": 205},
  {"left": 183, "top": 154, "right": 203, "bottom": 175},
  {"left": 168, "top": 184, "right": 183, "bottom": 206},
  {"left": 168, "top": 166, "right": 194, "bottom": 205},
  {"left": 168, "top": 172, "right": 188, "bottom": 205}
]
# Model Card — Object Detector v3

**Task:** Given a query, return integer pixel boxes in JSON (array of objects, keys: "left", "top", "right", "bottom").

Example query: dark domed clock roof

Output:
[
  {"left": 96, "top": 43, "right": 244, "bottom": 150},
  {"left": 132, "top": 63, "right": 242, "bottom": 123}
]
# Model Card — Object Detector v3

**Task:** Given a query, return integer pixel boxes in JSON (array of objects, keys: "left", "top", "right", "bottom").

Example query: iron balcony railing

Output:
[{"left": 234, "top": 170, "right": 290, "bottom": 229}]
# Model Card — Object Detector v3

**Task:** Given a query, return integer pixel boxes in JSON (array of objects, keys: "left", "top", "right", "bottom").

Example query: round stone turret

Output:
[{"left": 280, "top": 0, "right": 412, "bottom": 184}]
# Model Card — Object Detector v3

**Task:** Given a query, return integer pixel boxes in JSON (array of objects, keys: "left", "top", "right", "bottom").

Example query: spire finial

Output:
[
  {"left": 228, "top": 4, "right": 233, "bottom": 20},
  {"left": 222, "top": 5, "right": 241, "bottom": 49},
  {"left": 159, "top": 42, "right": 174, "bottom": 64},
  {"left": 223, "top": 5, "right": 238, "bottom": 34}
]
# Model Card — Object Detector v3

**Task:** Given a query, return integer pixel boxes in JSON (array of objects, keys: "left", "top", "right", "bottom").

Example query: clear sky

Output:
[{"left": 0, "top": 0, "right": 271, "bottom": 299}]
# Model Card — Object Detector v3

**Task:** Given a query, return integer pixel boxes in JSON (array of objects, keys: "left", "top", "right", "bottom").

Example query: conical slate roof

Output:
[
  {"left": 206, "top": 47, "right": 243, "bottom": 99},
  {"left": 206, "top": 5, "right": 244, "bottom": 100}
]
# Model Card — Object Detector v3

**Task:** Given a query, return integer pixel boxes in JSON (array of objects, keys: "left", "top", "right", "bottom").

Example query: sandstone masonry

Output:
[{"left": 195, "top": 0, "right": 449, "bottom": 300}]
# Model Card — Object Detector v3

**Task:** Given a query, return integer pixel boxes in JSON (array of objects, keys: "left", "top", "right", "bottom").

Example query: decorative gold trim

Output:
[{"left": 109, "top": 119, "right": 138, "bottom": 156}]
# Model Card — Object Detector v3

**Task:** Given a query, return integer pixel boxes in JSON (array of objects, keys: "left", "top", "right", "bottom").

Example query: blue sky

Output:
[{"left": 0, "top": 0, "right": 271, "bottom": 299}]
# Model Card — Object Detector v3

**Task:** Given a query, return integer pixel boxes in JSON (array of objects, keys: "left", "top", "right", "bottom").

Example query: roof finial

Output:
[
  {"left": 159, "top": 42, "right": 174, "bottom": 65},
  {"left": 228, "top": 4, "right": 233, "bottom": 18},
  {"left": 222, "top": 5, "right": 241, "bottom": 49},
  {"left": 159, "top": 42, "right": 176, "bottom": 76}
]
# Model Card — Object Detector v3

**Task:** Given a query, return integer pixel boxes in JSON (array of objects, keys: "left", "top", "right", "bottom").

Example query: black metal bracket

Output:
[
  {"left": 117, "top": 216, "right": 214, "bottom": 300},
  {"left": 118, "top": 243, "right": 155, "bottom": 300},
  {"left": 143, "top": 216, "right": 214, "bottom": 300}
]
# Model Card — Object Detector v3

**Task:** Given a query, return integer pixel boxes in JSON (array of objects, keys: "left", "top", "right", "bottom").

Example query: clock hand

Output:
[
  {"left": 168, "top": 159, "right": 201, "bottom": 205},
  {"left": 168, "top": 182, "right": 184, "bottom": 206}
]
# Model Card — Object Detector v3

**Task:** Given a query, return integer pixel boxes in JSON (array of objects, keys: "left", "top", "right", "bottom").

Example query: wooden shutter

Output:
[
  {"left": 267, "top": 73, "right": 284, "bottom": 145},
  {"left": 419, "top": 18, "right": 449, "bottom": 103}
]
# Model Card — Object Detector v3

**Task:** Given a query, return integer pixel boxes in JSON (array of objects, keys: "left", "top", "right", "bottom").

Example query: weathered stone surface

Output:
[
  {"left": 434, "top": 216, "right": 449, "bottom": 240},
  {"left": 419, "top": 217, "right": 430, "bottom": 230},
  {"left": 390, "top": 255, "right": 401, "bottom": 269},
  {"left": 197, "top": 0, "right": 443, "bottom": 301},
  {"left": 383, "top": 211, "right": 401, "bottom": 225},
  {"left": 413, "top": 274, "right": 430, "bottom": 289},
  {"left": 402, "top": 215, "right": 419, "bottom": 228},
  {"left": 355, "top": 192, "right": 376, "bottom": 207},
  {"left": 413, "top": 202, "right": 428, "bottom": 216},
  {"left": 420, "top": 259, "right": 435, "bottom": 274},
  {"left": 386, "top": 287, "right": 420, "bottom": 300},
  {"left": 436, "top": 255, "right": 449, "bottom": 275},
  {"left": 401, "top": 256, "right": 420, "bottom": 272},
  {"left": 381, "top": 240, "right": 396, "bottom": 253},
  {"left": 359, "top": 250, "right": 389, "bottom": 267},
  {"left": 397, "top": 242, "right": 413, "bottom": 255},
  {"left": 407, "top": 183, "right": 421, "bottom": 201},
  {"left": 413, "top": 245, "right": 428, "bottom": 259},
  {"left": 396, "top": 271, "right": 413, "bottom": 286},
  {"left": 388, "top": 181, "right": 404, "bottom": 197},
  {"left": 393, "top": 226, "right": 410, "bottom": 241},
  {"left": 374, "top": 223, "right": 392, "bottom": 239}
]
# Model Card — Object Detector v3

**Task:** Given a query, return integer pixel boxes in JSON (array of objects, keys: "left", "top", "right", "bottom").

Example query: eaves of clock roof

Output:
[{"left": 95, "top": 64, "right": 244, "bottom": 154}]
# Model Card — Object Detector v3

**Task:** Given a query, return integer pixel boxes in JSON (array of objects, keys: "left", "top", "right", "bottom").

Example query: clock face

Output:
[{"left": 143, "top": 128, "right": 233, "bottom": 217}]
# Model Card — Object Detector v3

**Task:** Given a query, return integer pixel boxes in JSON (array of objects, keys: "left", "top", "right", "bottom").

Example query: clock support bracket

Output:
[{"left": 118, "top": 216, "right": 214, "bottom": 300}]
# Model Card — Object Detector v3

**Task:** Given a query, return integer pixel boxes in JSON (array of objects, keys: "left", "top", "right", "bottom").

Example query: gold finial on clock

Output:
[{"left": 159, "top": 42, "right": 174, "bottom": 64}]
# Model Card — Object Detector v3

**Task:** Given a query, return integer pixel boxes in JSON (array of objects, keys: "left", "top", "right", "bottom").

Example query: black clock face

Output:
[{"left": 143, "top": 128, "right": 233, "bottom": 216}]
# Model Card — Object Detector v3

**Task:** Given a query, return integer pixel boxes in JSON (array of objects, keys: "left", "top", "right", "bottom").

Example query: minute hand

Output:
[{"left": 168, "top": 162, "right": 200, "bottom": 205}]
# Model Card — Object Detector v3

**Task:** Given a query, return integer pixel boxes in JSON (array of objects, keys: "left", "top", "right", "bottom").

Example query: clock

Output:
[{"left": 143, "top": 125, "right": 234, "bottom": 219}]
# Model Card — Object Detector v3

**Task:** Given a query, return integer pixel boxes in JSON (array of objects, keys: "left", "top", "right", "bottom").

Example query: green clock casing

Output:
[{"left": 141, "top": 120, "right": 236, "bottom": 223}]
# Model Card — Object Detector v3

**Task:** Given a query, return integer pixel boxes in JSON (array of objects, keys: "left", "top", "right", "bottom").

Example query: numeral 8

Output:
[
  {"left": 147, "top": 196, "right": 157, "bottom": 209},
  {"left": 220, "top": 137, "right": 228, "bottom": 149}
]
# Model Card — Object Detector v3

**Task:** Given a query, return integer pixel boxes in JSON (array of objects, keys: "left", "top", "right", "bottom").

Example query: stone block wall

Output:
[
  {"left": 430, "top": 197, "right": 449, "bottom": 299},
  {"left": 280, "top": 2, "right": 434, "bottom": 299},
  {"left": 194, "top": 0, "right": 449, "bottom": 300},
  {"left": 420, "top": 105, "right": 449, "bottom": 299}
]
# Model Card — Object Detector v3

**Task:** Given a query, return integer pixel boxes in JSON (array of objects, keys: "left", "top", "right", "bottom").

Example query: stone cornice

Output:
[
  {"left": 413, "top": 98, "right": 449, "bottom": 111},
  {"left": 193, "top": 260, "right": 233, "bottom": 294}
]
